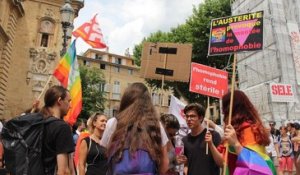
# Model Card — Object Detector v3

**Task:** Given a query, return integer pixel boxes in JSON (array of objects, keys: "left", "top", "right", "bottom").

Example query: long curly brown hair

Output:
[
  {"left": 222, "top": 90, "right": 270, "bottom": 146},
  {"left": 107, "top": 82, "right": 162, "bottom": 166}
]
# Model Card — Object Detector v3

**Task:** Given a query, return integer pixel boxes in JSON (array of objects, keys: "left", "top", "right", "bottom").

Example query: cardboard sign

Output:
[
  {"left": 208, "top": 11, "right": 264, "bottom": 55},
  {"left": 270, "top": 83, "right": 295, "bottom": 102},
  {"left": 140, "top": 42, "right": 192, "bottom": 82},
  {"left": 189, "top": 63, "right": 228, "bottom": 98}
]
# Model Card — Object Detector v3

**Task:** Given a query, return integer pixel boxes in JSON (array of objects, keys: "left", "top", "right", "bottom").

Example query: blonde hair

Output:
[{"left": 87, "top": 112, "right": 106, "bottom": 133}]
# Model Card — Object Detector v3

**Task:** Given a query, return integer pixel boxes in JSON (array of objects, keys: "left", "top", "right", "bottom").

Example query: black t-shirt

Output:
[
  {"left": 42, "top": 117, "right": 74, "bottom": 175},
  {"left": 182, "top": 128, "right": 221, "bottom": 175},
  {"left": 83, "top": 137, "right": 108, "bottom": 175}
]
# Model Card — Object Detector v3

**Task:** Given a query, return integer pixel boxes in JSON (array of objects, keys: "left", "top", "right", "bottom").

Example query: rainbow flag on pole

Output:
[{"left": 53, "top": 40, "right": 82, "bottom": 125}]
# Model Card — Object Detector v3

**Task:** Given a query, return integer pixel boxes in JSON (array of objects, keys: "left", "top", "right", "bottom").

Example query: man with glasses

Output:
[{"left": 177, "top": 103, "right": 221, "bottom": 175}]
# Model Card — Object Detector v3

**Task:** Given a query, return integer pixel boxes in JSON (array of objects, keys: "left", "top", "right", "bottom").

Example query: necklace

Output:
[{"left": 90, "top": 135, "right": 101, "bottom": 144}]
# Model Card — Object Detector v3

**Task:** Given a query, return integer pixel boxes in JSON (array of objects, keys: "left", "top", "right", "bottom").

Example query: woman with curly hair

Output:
[
  {"left": 221, "top": 90, "right": 276, "bottom": 175},
  {"left": 101, "top": 82, "right": 169, "bottom": 174}
]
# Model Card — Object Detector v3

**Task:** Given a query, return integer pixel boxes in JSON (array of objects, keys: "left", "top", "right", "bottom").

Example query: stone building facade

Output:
[
  {"left": 78, "top": 49, "right": 173, "bottom": 117},
  {"left": 0, "top": 0, "right": 84, "bottom": 119}
]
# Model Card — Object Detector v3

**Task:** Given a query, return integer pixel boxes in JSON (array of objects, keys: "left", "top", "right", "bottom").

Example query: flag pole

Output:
[
  {"left": 30, "top": 75, "right": 53, "bottom": 113},
  {"left": 206, "top": 96, "right": 210, "bottom": 155},
  {"left": 222, "top": 53, "right": 237, "bottom": 175}
]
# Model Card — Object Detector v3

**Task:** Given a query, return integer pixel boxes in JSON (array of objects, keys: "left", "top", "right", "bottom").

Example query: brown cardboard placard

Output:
[{"left": 140, "top": 42, "right": 192, "bottom": 82}]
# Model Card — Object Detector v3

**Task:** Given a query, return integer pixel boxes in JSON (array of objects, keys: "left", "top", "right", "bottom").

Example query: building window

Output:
[
  {"left": 104, "top": 83, "right": 110, "bottom": 92},
  {"left": 168, "top": 95, "right": 171, "bottom": 106},
  {"left": 159, "top": 94, "right": 163, "bottom": 106},
  {"left": 116, "top": 58, "right": 122, "bottom": 64},
  {"left": 112, "top": 81, "right": 121, "bottom": 100},
  {"left": 95, "top": 54, "right": 102, "bottom": 60},
  {"left": 83, "top": 60, "right": 90, "bottom": 66},
  {"left": 128, "top": 69, "right": 133, "bottom": 75},
  {"left": 40, "top": 34, "right": 49, "bottom": 47},
  {"left": 38, "top": 19, "right": 54, "bottom": 47},
  {"left": 132, "top": 60, "right": 134, "bottom": 65},
  {"left": 113, "top": 109, "right": 118, "bottom": 117},
  {"left": 99, "top": 82, "right": 105, "bottom": 92},
  {"left": 114, "top": 66, "right": 120, "bottom": 73},
  {"left": 100, "top": 64, "right": 106, "bottom": 70},
  {"left": 152, "top": 93, "right": 160, "bottom": 105}
]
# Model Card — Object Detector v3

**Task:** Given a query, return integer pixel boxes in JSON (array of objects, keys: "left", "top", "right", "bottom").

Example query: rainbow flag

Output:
[
  {"left": 234, "top": 145, "right": 276, "bottom": 175},
  {"left": 222, "top": 123, "right": 276, "bottom": 175},
  {"left": 53, "top": 40, "right": 82, "bottom": 125}
]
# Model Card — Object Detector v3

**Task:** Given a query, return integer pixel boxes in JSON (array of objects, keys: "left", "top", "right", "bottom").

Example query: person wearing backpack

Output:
[
  {"left": 40, "top": 85, "right": 75, "bottom": 175},
  {"left": 1, "top": 85, "right": 74, "bottom": 175},
  {"left": 101, "top": 82, "right": 169, "bottom": 175},
  {"left": 78, "top": 112, "right": 108, "bottom": 175}
]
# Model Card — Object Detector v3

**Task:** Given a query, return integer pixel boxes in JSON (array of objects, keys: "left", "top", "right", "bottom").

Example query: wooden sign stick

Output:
[{"left": 222, "top": 53, "right": 237, "bottom": 175}]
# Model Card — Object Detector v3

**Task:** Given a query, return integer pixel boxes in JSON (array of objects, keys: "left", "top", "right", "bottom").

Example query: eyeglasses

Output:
[{"left": 184, "top": 114, "right": 198, "bottom": 120}]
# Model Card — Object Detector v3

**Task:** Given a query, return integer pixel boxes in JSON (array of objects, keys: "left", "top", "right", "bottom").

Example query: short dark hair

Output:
[
  {"left": 183, "top": 103, "right": 205, "bottom": 118},
  {"left": 294, "top": 123, "right": 300, "bottom": 130},
  {"left": 160, "top": 114, "right": 180, "bottom": 130}
]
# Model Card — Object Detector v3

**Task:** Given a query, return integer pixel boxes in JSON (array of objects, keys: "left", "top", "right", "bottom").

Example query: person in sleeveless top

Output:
[
  {"left": 78, "top": 113, "right": 108, "bottom": 175},
  {"left": 276, "top": 126, "right": 294, "bottom": 175}
]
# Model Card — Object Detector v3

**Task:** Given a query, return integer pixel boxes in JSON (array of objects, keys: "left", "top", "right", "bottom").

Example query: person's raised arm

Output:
[{"left": 224, "top": 125, "right": 243, "bottom": 154}]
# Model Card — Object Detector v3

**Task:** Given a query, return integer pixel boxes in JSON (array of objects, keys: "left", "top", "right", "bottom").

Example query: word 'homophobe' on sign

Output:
[
  {"left": 189, "top": 63, "right": 228, "bottom": 98},
  {"left": 270, "top": 83, "right": 295, "bottom": 102},
  {"left": 208, "top": 11, "right": 264, "bottom": 55}
]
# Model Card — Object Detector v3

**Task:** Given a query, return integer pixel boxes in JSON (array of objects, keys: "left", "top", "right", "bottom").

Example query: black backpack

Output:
[{"left": 1, "top": 113, "right": 56, "bottom": 175}]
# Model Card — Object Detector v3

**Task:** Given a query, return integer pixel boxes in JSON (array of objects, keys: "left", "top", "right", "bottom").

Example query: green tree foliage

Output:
[
  {"left": 79, "top": 66, "right": 106, "bottom": 119},
  {"left": 133, "top": 0, "right": 231, "bottom": 105}
]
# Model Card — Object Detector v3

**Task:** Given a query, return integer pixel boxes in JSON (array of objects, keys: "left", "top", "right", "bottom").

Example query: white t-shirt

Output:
[
  {"left": 266, "top": 135, "right": 277, "bottom": 157},
  {"left": 101, "top": 117, "right": 169, "bottom": 148}
]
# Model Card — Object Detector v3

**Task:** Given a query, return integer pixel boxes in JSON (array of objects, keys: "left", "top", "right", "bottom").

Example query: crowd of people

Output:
[{"left": 0, "top": 83, "right": 299, "bottom": 175}]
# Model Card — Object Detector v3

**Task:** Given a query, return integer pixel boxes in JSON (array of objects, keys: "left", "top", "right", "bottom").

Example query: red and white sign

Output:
[
  {"left": 270, "top": 83, "right": 295, "bottom": 102},
  {"left": 189, "top": 63, "right": 228, "bottom": 98}
]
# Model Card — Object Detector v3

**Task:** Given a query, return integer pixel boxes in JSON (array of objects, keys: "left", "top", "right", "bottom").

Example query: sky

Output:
[{"left": 73, "top": 0, "right": 203, "bottom": 56}]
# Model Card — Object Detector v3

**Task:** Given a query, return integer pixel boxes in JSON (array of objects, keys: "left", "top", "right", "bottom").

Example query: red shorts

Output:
[{"left": 279, "top": 156, "right": 293, "bottom": 172}]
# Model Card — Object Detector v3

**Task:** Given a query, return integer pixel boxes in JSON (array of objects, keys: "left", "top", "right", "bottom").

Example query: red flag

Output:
[{"left": 73, "top": 14, "right": 107, "bottom": 48}]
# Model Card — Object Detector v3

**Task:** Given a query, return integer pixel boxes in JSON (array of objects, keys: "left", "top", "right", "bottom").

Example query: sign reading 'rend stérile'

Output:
[
  {"left": 208, "top": 11, "right": 263, "bottom": 55},
  {"left": 270, "top": 83, "right": 295, "bottom": 102},
  {"left": 189, "top": 63, "right": 228, "bottom": 99}
]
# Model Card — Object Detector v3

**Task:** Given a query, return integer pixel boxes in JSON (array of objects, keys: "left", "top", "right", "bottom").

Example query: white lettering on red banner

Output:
[{"left": 189, "top": 63, "right": 228, "bottom": 98}]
